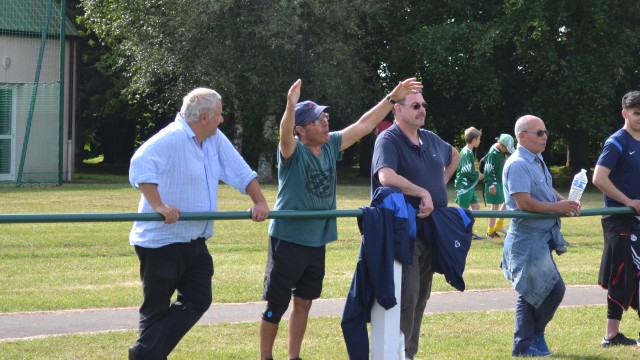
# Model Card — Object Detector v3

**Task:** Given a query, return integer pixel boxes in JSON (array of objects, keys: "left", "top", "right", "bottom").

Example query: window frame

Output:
[{"left": 0, "top": 87, "right": 16, "bottom": 181}]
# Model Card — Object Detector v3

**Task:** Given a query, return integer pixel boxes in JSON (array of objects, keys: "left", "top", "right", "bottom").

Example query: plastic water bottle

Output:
[
  {"left": 398, "top": 331, "right": 405, "bottom": 360},
  {"left": 567, "top": 169, "right": 588, "bottom": 201}
]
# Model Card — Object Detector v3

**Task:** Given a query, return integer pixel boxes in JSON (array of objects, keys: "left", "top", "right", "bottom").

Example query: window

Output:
[{"left": 0, "top": 88, "right": 15, "bottom": 180}]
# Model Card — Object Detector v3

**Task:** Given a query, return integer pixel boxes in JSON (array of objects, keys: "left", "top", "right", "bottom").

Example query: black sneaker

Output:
[{"left": 602, "top": 332, "right": 637, "bottom": 347}]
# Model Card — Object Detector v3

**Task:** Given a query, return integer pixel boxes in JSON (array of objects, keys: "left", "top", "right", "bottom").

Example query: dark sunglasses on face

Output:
[
  {"left": 523, "top": 129, "right": 550, "bottom": 137},
  {"left": 401, "top": 102, "right": 429, "bottom": 110}
]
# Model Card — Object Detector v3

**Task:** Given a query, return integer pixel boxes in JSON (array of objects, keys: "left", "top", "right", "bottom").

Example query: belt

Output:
[{"left": 191, "top": 237, "right": 206, "bottom": 242}]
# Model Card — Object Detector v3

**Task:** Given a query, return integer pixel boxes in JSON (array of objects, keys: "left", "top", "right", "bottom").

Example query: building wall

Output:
[{"left": 0, "top": 35, "right": 76, "bottom": 182}]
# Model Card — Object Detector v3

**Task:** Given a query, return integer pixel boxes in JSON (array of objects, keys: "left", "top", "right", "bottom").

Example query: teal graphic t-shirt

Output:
[{"left": 268, "top": 132, "right": 342, "bottom": 247}]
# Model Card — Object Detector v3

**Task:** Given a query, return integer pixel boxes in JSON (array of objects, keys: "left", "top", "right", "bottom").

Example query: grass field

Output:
[{"left": 1, "top": 171, "right": 638, "bottom": 359}]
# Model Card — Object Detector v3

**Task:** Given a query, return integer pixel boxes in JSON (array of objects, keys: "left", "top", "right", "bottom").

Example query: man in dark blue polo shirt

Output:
[{"left": 371, "top": 91, "right": 459, "bottom": 360}]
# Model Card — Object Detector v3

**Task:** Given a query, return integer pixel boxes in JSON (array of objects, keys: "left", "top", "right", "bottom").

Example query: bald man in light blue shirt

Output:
[{"left": 502, "top": 115, "right": 580, "bottom": 357}]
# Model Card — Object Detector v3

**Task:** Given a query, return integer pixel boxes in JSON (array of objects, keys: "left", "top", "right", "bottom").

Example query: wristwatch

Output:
[{"left": 386, "top": 95, "right": 398, "bottom": 104}]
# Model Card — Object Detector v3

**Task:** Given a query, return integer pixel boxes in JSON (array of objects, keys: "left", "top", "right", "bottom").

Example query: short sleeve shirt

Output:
[
  {"left": 503, "top": 146, "right": 557, "bottom": 229},
  {"left": 596, "top": 129, "right": 640, "bottom": 207},
  {"left": 371, "top": 124, "right": 453, "bottom": 209},
  {"left": 268, "top": 132, "right": 342, "bottom": 247}
]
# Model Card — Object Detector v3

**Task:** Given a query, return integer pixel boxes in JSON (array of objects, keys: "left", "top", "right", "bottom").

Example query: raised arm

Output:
[
  {"left": 279, "top": 79, "right": 302, "bottom": 161},
  {"left": 340, "top": 78, "right": 422, "bottom": 151}
]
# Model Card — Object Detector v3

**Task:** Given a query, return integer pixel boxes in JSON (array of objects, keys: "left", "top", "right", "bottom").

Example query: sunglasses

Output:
[
  {"left": 523, "top": 129, "right": 550, "bottom": 137},
  {"left": 400, "top": 102, "right": 429, "bottom": 110}
]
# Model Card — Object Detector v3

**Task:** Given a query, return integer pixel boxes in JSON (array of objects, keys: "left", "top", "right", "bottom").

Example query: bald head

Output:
[
  {"left": 514, "top": 115, "right": 540, "bottom": 136},
  {"left": 515, "top": 115, "right": 547, "bottom": 155}
]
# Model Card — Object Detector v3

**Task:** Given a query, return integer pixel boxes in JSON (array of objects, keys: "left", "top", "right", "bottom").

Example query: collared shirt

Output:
[
  {"left": 502, "top": 145, "right": 568, "bottom": 307},
  {"left": 503, "top": 146, "right": 557, "bottom": 230},
  {"left": 129, "top": 113, "right": 257, "bottom": 248},
  {"left": 371, "top": 123, "right": 453, "bottom": 209}
]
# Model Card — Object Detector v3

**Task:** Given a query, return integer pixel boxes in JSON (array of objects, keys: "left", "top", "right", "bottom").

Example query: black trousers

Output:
[{"left": 132, "top": 238, "right": 213, "bottom": 359}]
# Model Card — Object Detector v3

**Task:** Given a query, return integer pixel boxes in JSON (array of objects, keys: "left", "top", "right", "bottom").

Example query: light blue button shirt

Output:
[
  {"left": 129, "top": 113, "right": 257, "bottom": 248},
  {"left": 501, "top": 146, "right": 568, "bottom": 307}
]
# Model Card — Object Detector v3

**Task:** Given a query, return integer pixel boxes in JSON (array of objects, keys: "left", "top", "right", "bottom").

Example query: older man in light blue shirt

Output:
[
  {"left": 502, "top": 115, "right": 580, "bottom": 358},
  {"left": 128, "top": 87, "right": 269, "bottom": 360}
]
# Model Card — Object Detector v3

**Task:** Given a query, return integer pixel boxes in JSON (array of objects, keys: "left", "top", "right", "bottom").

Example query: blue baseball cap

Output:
[{"left": 295, "top": 100, "right": 329, "bottom": 126}]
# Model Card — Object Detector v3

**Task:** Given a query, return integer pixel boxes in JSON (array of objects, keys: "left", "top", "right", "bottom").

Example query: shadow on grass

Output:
[{"left": 72, "top": 162, "right": 130, "bottom": 184}]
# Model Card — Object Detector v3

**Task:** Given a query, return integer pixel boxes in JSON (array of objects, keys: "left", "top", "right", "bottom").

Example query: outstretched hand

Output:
[
  {"left": 389, "top": 77, "right": 423, "bottom": 101},
  {"left": 288, "top": 79, "right": 302, "bottom": 105}
]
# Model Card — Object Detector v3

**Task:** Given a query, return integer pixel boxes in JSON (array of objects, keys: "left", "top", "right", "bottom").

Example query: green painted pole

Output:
[{"left": 0, "top": 207, "right": 634, "bottom": 224}]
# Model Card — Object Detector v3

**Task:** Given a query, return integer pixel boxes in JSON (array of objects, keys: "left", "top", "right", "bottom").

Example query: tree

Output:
[
  {"left": 78, "top": 0, "right": 640, "bottom": 174},
  {"left": 79, "top": 0, "right": 386, "bottom": 179},
  {"left": 385, "top": 0, "right": 640, "bottom": 171}
]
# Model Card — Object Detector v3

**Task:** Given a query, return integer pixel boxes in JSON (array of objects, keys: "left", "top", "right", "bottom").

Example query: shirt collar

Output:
[
  {"left": 391, "top": 123, "right": 423, "bottom": 148},
  {"left": 517, "top": 145, "right": 544, "bottom": 164},
  {"left": 175, "top": 113, "right": 197, "bottom": 139}
]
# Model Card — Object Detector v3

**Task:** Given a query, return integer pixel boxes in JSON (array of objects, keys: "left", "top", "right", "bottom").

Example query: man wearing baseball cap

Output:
[
  {"left": 484, "top": 133, "right": 515, "bottom": 238},
  {"left": 259, "top": 78, "right": 422, "bottom": 360}
]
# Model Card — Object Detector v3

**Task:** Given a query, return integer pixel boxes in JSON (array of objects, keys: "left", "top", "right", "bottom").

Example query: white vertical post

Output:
[{"left": 370, "top": 260, "right": 403, "bottom": 359}]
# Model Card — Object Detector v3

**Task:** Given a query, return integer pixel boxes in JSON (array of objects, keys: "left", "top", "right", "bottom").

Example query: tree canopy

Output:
[{"left": 77, "top": 0, "right": 640, "bottom": 176}]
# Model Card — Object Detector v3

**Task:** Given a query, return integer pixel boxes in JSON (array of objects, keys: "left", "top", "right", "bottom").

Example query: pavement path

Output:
[{"left": 0, "top": 285, "right": 606, "bottom": 342}]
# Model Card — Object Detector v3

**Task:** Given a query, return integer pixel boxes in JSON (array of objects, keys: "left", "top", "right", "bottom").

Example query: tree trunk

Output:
[
  {"left": 257, "top": 115, "right": 275, "bottom": 182},
  {"left": 566, "top": 128, "right": 589, "bottom": 173},
  {"left": 232, "top": 106, "right": 243, "bottom": 152},
  {"left": 99, "top": 116, "right": 135, "bottom": 165}
]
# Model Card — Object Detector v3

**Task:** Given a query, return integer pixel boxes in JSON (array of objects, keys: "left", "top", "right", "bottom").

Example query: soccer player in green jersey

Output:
[{"left": 454, "top": 127, "right": 484, "bottom": 239}]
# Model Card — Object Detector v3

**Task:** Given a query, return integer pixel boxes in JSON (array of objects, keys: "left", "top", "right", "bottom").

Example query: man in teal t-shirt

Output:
[{"left": 259, "top": 78, "right": 423, "bottom": 360}]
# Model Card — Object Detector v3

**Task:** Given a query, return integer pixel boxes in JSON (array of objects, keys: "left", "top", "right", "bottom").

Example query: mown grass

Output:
[
  {"left": 0, "top": 170, "right": 629, "bottom": 358},
  {"left": 0, "top": 177, "right": 609, "bottom": 312},
  {"left": 1, "top": 307, "right": 639, "bottom": 359}
]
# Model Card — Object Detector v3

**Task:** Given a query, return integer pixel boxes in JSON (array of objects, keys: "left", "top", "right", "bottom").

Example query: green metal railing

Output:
[{"left": 0, "top": 207, "right": 634, "bottom": 224}]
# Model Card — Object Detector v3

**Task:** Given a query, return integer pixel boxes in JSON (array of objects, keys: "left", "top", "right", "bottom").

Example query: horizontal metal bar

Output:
[
  {"left": 0, "top": 210, "right": 363, "bottom": 223},
  {"left": 0, "top": 207, "right": 634, "bottom": 224}
]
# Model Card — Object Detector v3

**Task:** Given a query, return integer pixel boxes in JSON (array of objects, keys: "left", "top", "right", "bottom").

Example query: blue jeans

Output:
[
  {"left": 512, "top": 278, "right": 565, "bottom": 355},
  {"left": 132, "top": 238, "right": 213, "bottom": 359}
]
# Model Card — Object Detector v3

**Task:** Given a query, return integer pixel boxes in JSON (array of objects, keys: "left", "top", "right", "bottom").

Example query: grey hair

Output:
[{"left": 180, "top": 88, "right": 221, "bottom": 123}]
